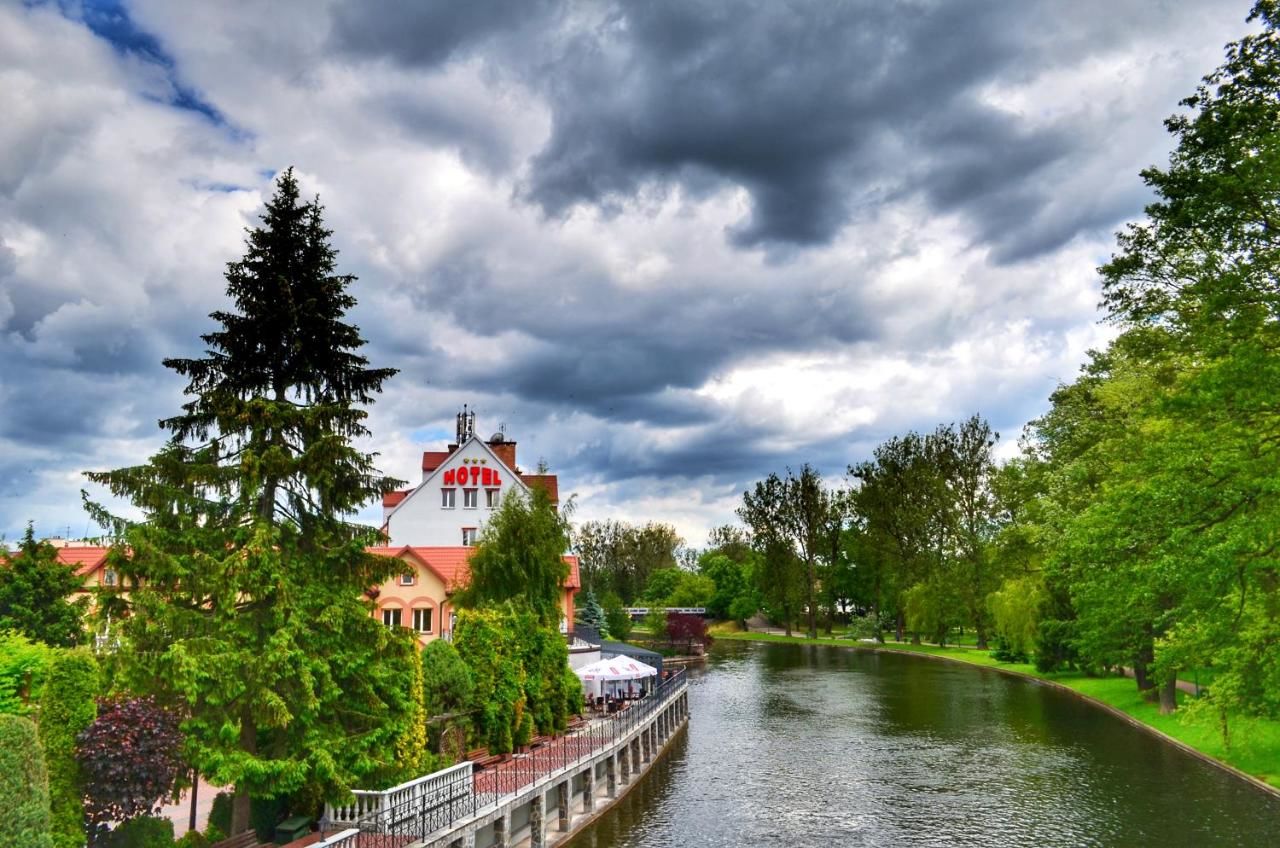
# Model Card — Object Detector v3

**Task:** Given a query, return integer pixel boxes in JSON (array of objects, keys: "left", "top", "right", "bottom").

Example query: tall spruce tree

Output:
[{"left": 86, "top": 170, "right": 415, "bottom": 834}]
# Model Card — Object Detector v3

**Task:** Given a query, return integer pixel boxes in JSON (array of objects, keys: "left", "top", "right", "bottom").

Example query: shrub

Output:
[
  {"left": 175, "top": 830, "right": 209, "bottom": 848},
  {"left": 77, "top": 696, "right": 183, "bottom": 832},
  {"left": 38, "top": 649, "right": 98, "bottom": 848},
  {"left": 103, "top": 815, "right": 173, "bottom": 848},
  {"left": 207, "top": 792, "right": 232, "bottom": 839},
  {"left": 0, "top": 631, "right": 55, "bottom": 717},
  {"left": 0, "top": 713, "right": 53, "bottom": 848}
]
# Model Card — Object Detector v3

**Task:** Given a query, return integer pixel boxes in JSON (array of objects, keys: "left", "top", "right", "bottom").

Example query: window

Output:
[
  {"left": 463, "top": 488, "right": 478, "bottom": 509},
  {"left": 462, "top": 527, "right": 477, "bottom": 546},
  {"left": 399, "top": 573, "right": 415, "bottom": 586},
  {"left": 413, "top": 608, "right": 433, "bottom": 633},
  {"left": 486, "top": 488, "right": 500, "bottom": 508},
  {"left": 441, "top": 488, "right": 456, "bottom": 508},
  {"left": 381, "top": 608, "right": 402, "bottom": 628},
  {"left": 103, "top": 569, "right": 117, "bottom": 587}
]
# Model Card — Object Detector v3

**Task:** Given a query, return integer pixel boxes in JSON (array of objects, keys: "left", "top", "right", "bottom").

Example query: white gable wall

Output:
[{"left": 384, "top": 438, "right": 529, "bottom": 547}]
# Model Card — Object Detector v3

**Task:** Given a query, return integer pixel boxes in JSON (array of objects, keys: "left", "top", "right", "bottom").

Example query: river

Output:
[{"left": 569, "top": 640, "right": 1280, "bottom": 847}]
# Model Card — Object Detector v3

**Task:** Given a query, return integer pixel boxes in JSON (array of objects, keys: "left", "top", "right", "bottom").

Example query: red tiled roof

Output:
[
  {"left": 421, "top": 450, "right": 451, "bottom": 472},
  {"left": 366, "top": 546, "right": 580, "bottom": 590},
  {"left": 519, "top": 474, "right": 559, "bottom": 503},
  {"left": 382, "top": 489, "right": 411, "bottom": 508},
  {"left": 54, "top": 547, "right": 110, "bottom": 576}
]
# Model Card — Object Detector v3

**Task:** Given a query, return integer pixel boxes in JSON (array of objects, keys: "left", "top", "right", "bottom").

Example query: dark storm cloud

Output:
[
  {"left": 328, "top": 0, "right": 1228, "bottom": 260},
  {"left": 330, "top": 0, "right": 561, "bottom": 69}
]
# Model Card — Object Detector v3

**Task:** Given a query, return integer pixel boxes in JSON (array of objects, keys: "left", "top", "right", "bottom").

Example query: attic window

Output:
[
  {"left": 399, "top": 573, "right": 415, "bottom": 586},
  {"left": 103, "top": 568, "right": 117, "bottom": 587}
]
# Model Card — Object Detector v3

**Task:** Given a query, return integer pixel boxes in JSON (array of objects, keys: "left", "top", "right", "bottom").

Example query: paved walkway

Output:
[{"left": 157, "top": 777, "right": 223, "bottom": 838}]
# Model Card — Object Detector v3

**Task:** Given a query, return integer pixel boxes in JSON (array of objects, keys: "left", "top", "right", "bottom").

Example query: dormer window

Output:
[
  {"left": 463, "top": 488, "right": 478, "bottom": 509},
  {"left": 399, "top": 573, "right": 415, "bottom": 586},
  {"left": 441, "top": 488, "right": 456, "bottom": 508}
]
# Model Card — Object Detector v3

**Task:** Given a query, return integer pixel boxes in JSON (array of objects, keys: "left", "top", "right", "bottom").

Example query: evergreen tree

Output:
[
  {"left": 85, "top": 170, "right": 415, "bottom": 834},
  {"left": 575, "top": 589, "right": 608, "bottom": 637},
  {"left": 0, "top": 525, "right": 88, "bottom": 648}
]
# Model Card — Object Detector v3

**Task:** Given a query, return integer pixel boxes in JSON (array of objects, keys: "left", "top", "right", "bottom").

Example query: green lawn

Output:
[{"left": 716, "top": 630, "right": 1280, "bottom": 791}]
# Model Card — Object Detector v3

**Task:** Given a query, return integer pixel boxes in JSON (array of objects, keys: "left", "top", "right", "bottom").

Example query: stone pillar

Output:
[
  {"left": 493, "top": 813, "right": 508, "bottom": 848},
  {"left": 606, "top": 753, "right": 617, "bottom": 798},
  {"left": 530, "top": 791, "right": 546, "bottom": 848},
  {"left": 619, "top": 745, "right": 631, "bottom": 784},
  {"left": 583, "top": 767, "right": 596, "bottom": 812},
  {"left": 642, "top": 726, "right": 651, "bottom": 762},
  {"left": 558, "top": 780, "right": 570, "bottom": 832},
  {"left": 448, "top": 833, "right": 475, "bottom": 848}
]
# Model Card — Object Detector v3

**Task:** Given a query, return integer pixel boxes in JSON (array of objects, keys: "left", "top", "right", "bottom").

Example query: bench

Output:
[
  {"left": 210, "top": 832, "right": 259, "bottom": 848},
  {"left": 465, "top": 748, "right": 504, "bottom": 770}
]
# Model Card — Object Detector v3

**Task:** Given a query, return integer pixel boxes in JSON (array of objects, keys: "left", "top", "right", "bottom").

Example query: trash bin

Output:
[{"left": 273, "top": 815, "right": 311, "bottom": 844}]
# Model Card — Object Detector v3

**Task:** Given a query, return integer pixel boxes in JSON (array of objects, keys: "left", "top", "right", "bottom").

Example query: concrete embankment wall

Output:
[{"left": 420, "top": 686, "right": 690, "bottom": 848}]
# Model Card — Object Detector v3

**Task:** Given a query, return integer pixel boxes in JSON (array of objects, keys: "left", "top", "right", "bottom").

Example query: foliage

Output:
[
  {"left": 601, "top": 592, "right": 632, "bottom": 640},
  {"left": 641, "top": 568, "right": 715, "bottom": 608},
  {"left": 575, "top": 589, "right": 608, "bottom": 637},
  {"left": 393, "top": 649, "right": 428, "bottom": 780},
  {"left": 0, "top": 526, "right": 89, "bottom": 647},
  {"left": 563, "top": 665, "right": 585, "bottom": 718},
  {"left": 83, "top": 170, "right": 417, "bottom": 833},
  {"left": 421, "top": 639, "right": 474, "bottom": 760},
  {"left": 988, "top": 576, "right": 1044, "bottom": 660},
  {"left": 665, "top": 613, "right": 711, "bottom": 654},
  {"left": 452, "top": 608, "right": 523, "bottom": 755},
  {"left": 0, "top": 713, "right": 53, "bottom": 848},
  {"left": 174, "top": 830, "right": 209, "bottom": 848},
  {"left": 642, "top": 608, "right": 667, "bottom": 637},
  {"left": 455, "top": 485, "right": 572, "bottom": 627},
  {"left": 207, "top": 792, "right": 232, "bottom": 840},
  {"left": 77, "top": 696, "right": 183, "bottom": 835},
  {"left": 0, "top": 631, "right": 55, "bottom": 717},
  {"left": 101, "top": 815, "right": 172, "bottom": 848},
  {"left": 39, "top": 648, "right": 98, "bottom": 848},
  {"left": 574, "top": 520, "right": 683, "bottom": 604},
  {"left": 739, "top": 465, "right": 845, "bottom": 639}
]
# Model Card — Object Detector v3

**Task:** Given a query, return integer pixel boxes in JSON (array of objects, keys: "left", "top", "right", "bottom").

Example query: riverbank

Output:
[{"left": 715, "top": 630, "right": 1280, "bottom": 794}]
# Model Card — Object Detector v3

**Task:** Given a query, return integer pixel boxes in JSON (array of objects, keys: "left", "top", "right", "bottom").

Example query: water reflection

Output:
[{"left": 568, "top": 641, "right": 1280, "bottom": 848}]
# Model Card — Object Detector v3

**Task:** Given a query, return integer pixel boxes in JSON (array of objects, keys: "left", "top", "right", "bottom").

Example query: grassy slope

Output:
[{"left": 715, "top": 630, "right": 1280, "bottom": 791}]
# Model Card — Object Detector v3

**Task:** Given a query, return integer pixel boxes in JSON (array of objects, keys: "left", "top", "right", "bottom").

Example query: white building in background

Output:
[{"left": 379, "top": 408, "right": 560, "bottom": 548}]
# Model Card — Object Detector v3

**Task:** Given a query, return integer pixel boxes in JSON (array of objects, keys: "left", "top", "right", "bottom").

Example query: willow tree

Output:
[
  {"left": 455, "top": 486, "right": 572, "bottom": 628},
  {"left": 86, "top": 170, "right": 415, "bottom": 834}
]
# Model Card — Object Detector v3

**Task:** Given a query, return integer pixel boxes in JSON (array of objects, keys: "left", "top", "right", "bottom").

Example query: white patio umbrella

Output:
[{"left": 574, "top": 656, "right": 658, "bottom": 701}]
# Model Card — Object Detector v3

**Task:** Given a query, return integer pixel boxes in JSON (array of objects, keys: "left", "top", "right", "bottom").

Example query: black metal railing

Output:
[{"left": 351, "top": 668, "right": 687, "bottom": 845}]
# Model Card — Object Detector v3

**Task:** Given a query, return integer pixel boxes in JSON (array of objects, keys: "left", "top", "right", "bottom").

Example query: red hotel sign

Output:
[{"left": 442, "top": 466, "right": 502, "bottom": 487}]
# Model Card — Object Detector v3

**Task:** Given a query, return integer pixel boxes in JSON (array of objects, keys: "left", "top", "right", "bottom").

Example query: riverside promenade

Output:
[{"left": 319, "top": 668, "right": 690, "bottom": 848}]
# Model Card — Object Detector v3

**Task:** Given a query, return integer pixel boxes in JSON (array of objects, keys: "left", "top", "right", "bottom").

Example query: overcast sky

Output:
[{"left": 0, "top": 0, "right": 1255, "bottom": 546}]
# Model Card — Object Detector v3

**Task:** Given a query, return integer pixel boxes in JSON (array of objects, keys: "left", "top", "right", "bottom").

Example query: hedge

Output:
[
  {"left": 0, "top": 713, "right": 53, "bottom": 848},
  {"left": 38, "top": 649, "right": 98, "bottom": 848}
]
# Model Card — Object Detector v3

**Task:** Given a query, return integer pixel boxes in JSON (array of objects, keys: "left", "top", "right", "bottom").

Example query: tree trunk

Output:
[
  {"left": 806, "top": 559, "right": 817, "bottom": 640},
  {"left": 872, "top": 600, "right": 884, "bottom": 643},
  {"left": 895, "top": 611, "right": 904, "bottom": 643},
  {"left": 231, "top": 718, "right": 258, "bottom": 835},
  {"left": 1133, "top": 639, "right": 1156, "bottom": 691},
  {"left": 1158, "top": 675, "right": 1178, "bottom": 715},
  {"left": 975, "top": 621, "right": 989, "bottom": 651}
]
